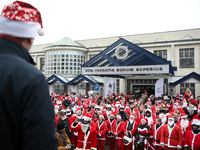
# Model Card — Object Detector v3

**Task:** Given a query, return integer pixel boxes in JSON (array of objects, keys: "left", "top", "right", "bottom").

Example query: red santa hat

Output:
[
  {"left": 0, "top": 1, "right": 44, "bottom": 38},
  {"left": 197, "top": 107, "right": 200, "bottom": 113},
  {"left": 181, "top": 113, "right": 187, "bottom": 119},
  {"left": 82, "top": 114, "right": 91, "bottom": 122},
  {"left": 75, "top": 108, "right": 81, "bottom": 114},
  {"left": 168, "top": 116, "right": 174, "bottom": 121},
  {"left": 116, "top": 114, "right": 121, "bottom": 119},
  {"left": 141, "top": 117, "right": 147, "bottom": 123},
  {"left": 110, "top": 113, "right": 115, "bottom": 117},
  {"left": 99, "top": 114, "right": 104, "bottom": 119},
  {"left": 130, "top": 114, "right": 135, "bottom": 119},
  {"left": 98, "top": 110, "right": 103, "bottom": 114},
  {"left": 66, "top": 109, "right": 71, "bottom": 115},
  {"left": 156, "top": 107, "right": 160, "bottom": 111}
]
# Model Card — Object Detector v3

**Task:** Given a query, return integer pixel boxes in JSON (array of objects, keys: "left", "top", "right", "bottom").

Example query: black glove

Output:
[
  {"left": 109, "top": 131, "right": 113, "bottom": 134},
  {"left": 70, "top": 132, "right": 74, "bottom": 136},
  {"left": 97, "top": 134, "right": 101, "bottom": 138}
]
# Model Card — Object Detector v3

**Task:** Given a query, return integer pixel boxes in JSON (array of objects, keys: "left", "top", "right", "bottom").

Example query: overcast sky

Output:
[{"left": 0, "top": 0, "right": 200, "bottom": 45}]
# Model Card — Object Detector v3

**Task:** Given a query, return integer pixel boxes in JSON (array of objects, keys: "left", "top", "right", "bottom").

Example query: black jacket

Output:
[
  {"left": 0, "top": 35, "right": 58, "bottom": 150},
  {"left": 61, "top": 117, "right": 70, "bottom": 137}
]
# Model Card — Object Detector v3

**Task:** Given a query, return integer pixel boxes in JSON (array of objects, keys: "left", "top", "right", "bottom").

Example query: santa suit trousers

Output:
[
  {"left": 97, "top": 140, "right": 105, "bottom": 150},
  {"left": 107, "top": 137, "right": 115, "bottom": 150},
  {"left": 164, "top": 147, "right": 178, "bottom": 150},
  {"left": 123, "top": 142, "right": 132, "bottom": 150},
  {"left": 116, "top": 139, "right": 124, "bottom": 150},
  {"left": 153, "top": 145, "right": 163, "bottom": 150}
]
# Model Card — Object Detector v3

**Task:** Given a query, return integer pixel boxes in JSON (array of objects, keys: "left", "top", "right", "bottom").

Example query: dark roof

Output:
[
  {"left": 82, "top": 38, "right": 175, "bottom": 76},
  {"left": 169, "top": 72, "right": 200, "bottom": 86},
  {"left": 47, "top": 74, "right": 102, "bottom": 85}
]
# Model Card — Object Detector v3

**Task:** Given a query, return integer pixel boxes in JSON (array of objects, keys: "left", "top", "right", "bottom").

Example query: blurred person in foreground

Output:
[
  {"left": 55, "top": 121, "right": 72, "bottom": 150},
  {"left": 0, "top": 1, "right": 57, "bottom": 150}
]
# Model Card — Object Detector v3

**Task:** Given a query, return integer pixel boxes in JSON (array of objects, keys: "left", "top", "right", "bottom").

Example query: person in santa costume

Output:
[
  {"left": 144, "top": 109, "right": 155, "bottom": 128},
  {"left": 106, "top": 113, "right": 116, "bottom": 150},
  {"left": 139, "top": 105, "right": 145, "bottom": 120},
  {"left": 70, "top": 114, "right": 97, "bottom": 150},
  {"left": 70, "top": 108, "right": 82, "bottom": 147},
  {"left": 159, "top": 108, "right": 167, "bottom": 125},
  {"left": 183, "top": 88, "right": 193, "bottom": 100},
  {"left": 136, "top": 117, "right": 150, "bottom": 150},
  {"left": 193, "top": 107, "right": 200, "bottom": 120},
  {"left": 95, "top": 114, "right": 107, "bottom": 150},
  {"left": 126, "top": 100, "right": 140, "bottom": 118},
  {"left": 160, "top": 116, "right": 183, "bottom": 150},
  {"left": 0, "top": 1, "right": 58, "bottom": 150},
  {"left": 177, "top": 113, "right": 192, "bottom": 138},
  {"left": 152, "top": 117, "right": 164, "bottom": 150},
  {"left": 187, "top": 100, "right": 197, "bottom": 120},
  {"left": 113, "top": 114, "right": 125, "bottom": 150},
  {"left": 184, "top": 119, "right": 200, "bottom": 150},
  {"left": 103, "top": 104, "right": 112, "bottom": 120},
  {"left": 123, "top": 114, "right": 138, "bottom": 150}
]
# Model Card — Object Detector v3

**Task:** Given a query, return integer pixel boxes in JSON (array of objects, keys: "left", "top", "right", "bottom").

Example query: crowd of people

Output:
[{"left": 53, "top": 88, "right": 200, "bottom": 150}]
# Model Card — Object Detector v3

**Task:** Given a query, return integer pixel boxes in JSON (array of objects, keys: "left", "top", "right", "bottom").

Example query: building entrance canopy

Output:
[{"left": 82, "top": 38, "right": 176, "bottom": 77}]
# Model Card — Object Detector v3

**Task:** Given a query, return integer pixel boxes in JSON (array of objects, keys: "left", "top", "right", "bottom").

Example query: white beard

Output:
[
  {"left": 106, "top": 110, "right": 111, "bottom": 116},
  {"left": 187, "top": 105, "right": 196, "bottom": 115},
  {"left": 112, "top": 107, "right": 115, "bottom": 112},
  {"left": 54, "top": 109, "right": 58, "bottom": 114},
  {"left": 182, "top": 102, "right": 187, "bottom": 108},
  {"left": 129, "top": 119, "right": 134, "bottom": 124},
  {"left": 180, "top": 119, "right": 189, "bottom": 131},
  {"left": 159, "top": 114, "right": 167, "bottom": 124},
  {"left": 81, "top": 124, "right": 89, "bottom": 133},
  {"left": 146, "top": 117, "right": 153, "bottom": 126}
]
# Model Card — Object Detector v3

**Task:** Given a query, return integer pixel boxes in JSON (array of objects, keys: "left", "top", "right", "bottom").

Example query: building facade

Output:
[{"left": 30, "top": 28, "right": 200, "bottom": 98}]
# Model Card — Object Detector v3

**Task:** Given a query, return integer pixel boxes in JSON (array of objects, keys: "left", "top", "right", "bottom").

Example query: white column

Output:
[{"left": 171, "top": 44, "right": 175, "bottom": 66}]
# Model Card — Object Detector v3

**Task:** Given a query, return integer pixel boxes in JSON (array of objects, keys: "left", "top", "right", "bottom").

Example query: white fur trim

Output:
[
  {"left": 141, "top": 118, "right": 146, "bottom": 123},
  {"left": 0, "top": 16, "right": 39, "bottom": 38}
]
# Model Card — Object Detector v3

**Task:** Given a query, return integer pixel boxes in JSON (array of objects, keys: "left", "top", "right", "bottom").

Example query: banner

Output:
[
  {"left": 82, "top": 65, "right": 169, "bottom": 75},
  {"left": 105, "top": 79, "right": 114, "bottom": 98},
  {"left": 155, "top": 78, "right": 164, "bottom": 97}
]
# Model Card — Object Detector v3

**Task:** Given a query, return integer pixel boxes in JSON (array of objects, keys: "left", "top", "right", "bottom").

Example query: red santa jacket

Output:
[
  {"left": 70, "top": 123, "right": 97, "bottom": 150},
  {"left": 103, "top": 110, "right": 111, "bottom": 120},
  {"left": 160, "top": 124, "right": 183, "bottom": 149},
  {"left": 113, "top": 121, "right": 125, "bottom": 139},
  {"left": 184, "top": 131, "right": 200, "bottom": 150},
  {"left": 193, "top": 114, "right": 200, "bottom": 120},
  {"left": 152, "top": 124, "right": 164, "bottom": 146},
  {"left": 124, "top": 120, "right": 138, "bottom": 137},
  {"left": 126, "top": 108, "right": 139, "bottom": 118},
  {"left": 177, "top": 120, "right": 192, "bottom": 137},
  {"left": 106, "top": 119, "right": 116, "bottom": 138},
  {"left": 95, "top": 120, "right": 107, "bottom": 140}
]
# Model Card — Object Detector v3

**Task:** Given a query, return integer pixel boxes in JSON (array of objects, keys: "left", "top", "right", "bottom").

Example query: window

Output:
[
  {"left": 180, "top": 83, "right": 195, "bottom": 97},
  {"left": 154, "top": 50, "right": 167, "bottom": 59},
  {"left": 45, "top": 50, "right": 85, "bottom": 75},
  {"left": 179, "top": 48, "right": 194, "bottom": 68},
  {"left": 40, "top": 58, "right": 45, "bottom": 71}
]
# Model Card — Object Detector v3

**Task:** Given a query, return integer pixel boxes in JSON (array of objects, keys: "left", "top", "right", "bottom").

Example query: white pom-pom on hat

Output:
[{"left": 38, "top": 28, "right": 45, "bottom": 36}]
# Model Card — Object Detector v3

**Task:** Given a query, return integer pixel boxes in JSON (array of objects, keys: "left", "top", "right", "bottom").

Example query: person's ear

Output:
[{"left": 29, "top": 38, "right": 34, "bottom": 45}]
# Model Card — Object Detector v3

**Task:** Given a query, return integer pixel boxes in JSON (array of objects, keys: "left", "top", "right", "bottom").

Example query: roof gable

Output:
[{"left": 169, "top": 72, "right": 200, "bottom": 86}]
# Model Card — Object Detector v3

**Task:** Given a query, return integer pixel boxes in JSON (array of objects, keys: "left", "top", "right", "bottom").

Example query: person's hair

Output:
[
  {"left": 156, "top": 117, "right": 162, "bottom": 123},
  {"left": 16, "top": 37, "right": 26, "bottom": 42},
  {"left": 57, "top": 111, "right": 64, "bottom": 117}
]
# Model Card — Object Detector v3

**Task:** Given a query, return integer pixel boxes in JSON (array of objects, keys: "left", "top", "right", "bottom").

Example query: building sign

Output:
[
  {"left": 82, "top": 65, "right": 169, "bottom": 75},
  {"left": 94, "top": 83, "right": 99, "bottom": 90}
]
